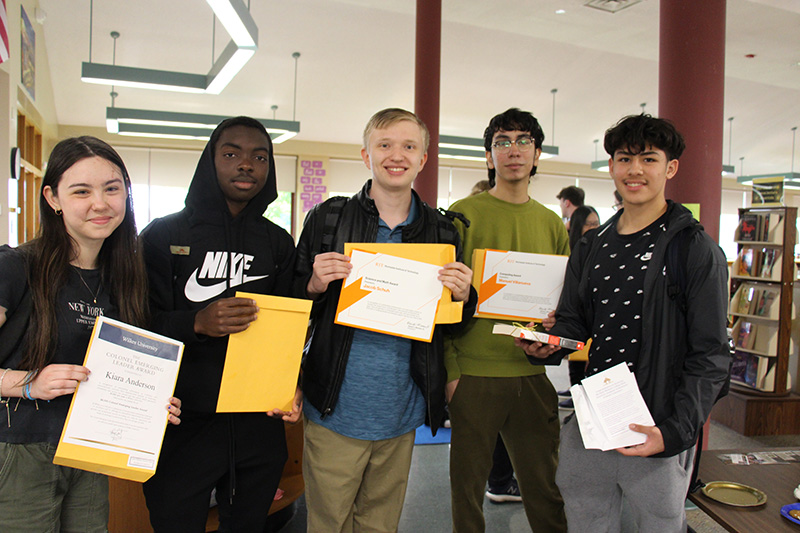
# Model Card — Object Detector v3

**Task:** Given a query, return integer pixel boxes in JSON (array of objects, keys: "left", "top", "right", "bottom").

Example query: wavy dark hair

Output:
[
  {"left": 19, "top": 136, "right": 148, "bottom": 375},
  {"left": 568, "top": 205, "right": 600, "bottom": 250},
  {"left": 483, "top": 108, "right": 545, "bottom": 187},
  {"left": 604, "top": 114, "right": 686, "bottom": 161}
]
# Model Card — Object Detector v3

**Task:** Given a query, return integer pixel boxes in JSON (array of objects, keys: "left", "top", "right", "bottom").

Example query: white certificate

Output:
[
  {"left": 334, "top": 249, "right": 444, "bottom": 342},
  {"left": 571, "top": 362, "right": 655, "bottom": 451},
  {"left": 475, "top": 249, "right": 567, "bottom": 321},
  {"left": 57, "top": 317, "right": 183, "bottom": 476}
]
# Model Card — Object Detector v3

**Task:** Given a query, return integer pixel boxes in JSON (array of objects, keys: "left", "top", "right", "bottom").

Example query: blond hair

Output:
[{"left": 362, "top": 108, "right": 430, "bottom": 151}]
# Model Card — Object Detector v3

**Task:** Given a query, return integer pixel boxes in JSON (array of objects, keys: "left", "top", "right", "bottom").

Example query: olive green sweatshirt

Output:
[{"left": 444, "top": 192, "right": 569, "bottom": 381}]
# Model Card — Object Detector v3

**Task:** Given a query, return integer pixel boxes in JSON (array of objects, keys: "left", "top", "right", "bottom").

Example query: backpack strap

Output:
[
  {"left": 665, "top": 224, "right": 703, "bottom": 314},
  {"left": 320, "top": 196, "right": 348, "bottom": 254},
  {"left": 436, "top": 208, "right": 469, "bottom": 245}
]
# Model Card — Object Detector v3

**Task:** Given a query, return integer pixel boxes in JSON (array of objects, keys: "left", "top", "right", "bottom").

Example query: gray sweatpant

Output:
[{"left": 556, "top": 416, "right": 695, "bottom": 533}]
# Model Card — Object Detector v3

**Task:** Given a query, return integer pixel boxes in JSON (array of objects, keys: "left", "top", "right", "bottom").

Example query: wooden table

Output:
[{"left": 688, "top": 448, "right": 800, "bottom": 532}]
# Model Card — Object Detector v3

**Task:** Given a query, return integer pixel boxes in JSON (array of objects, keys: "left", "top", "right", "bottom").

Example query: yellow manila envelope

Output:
[
  {"left": 216, "top": 293, "right": 312, "bottom": 413},
  {"left": 472, "top": 249, "right": 568, "bottom": 321},
  {"left": 342, "top": 243, "right": 463, "bottom": 324},
  {"left": 54, "top": 317, "right": 184, "bottom": 482}
]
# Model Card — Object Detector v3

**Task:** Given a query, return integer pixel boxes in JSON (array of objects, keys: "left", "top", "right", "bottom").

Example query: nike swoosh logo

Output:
[{"left": 184, "top": 269, "right": 269, "bottom": 302}]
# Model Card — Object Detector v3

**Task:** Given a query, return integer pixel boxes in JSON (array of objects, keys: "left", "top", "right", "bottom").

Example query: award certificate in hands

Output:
[
  {"left": 571, "top": 362, "right": 655, "bottom": 451},
  {"left": 54, "top": 316, "right": 183, "bottom": 481},
  {"left": 335, "top": 248, "right": 445, "bottom": 342},
  {"left": 474, "top": 249, "right": 568, "bottom": 321}
]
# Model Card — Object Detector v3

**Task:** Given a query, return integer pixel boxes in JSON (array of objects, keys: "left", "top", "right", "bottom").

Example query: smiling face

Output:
[
  {"left": 486, "top": 130, "right": 541, "bottom": 187},
  {"left": 43, "top": 156, "right": 128, "bottom": 250},
  {"left": 214, "top": 125, "right": 271, "bottom": 217},
  {"left": 361, "top": 119, "right": 428, "bottom": 194},
  {"left": 609, "top": 145, "right": 678, "bottom": 213}
]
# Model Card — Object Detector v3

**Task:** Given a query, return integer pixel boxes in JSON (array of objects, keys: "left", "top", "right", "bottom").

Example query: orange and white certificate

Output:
[
  {"left": 334, "top": 249, "right": 445, "bottom": 342},
  {"left": 474, "top": 249, "right": 568, "bottom": 321}
]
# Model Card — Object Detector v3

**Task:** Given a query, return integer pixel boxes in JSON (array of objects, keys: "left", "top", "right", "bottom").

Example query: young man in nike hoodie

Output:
[{"left": 139, "top": 117, "right": 299, "bottom": 532}]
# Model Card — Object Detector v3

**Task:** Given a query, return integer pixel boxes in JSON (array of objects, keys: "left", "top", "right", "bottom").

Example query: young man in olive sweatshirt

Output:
[{"left": 445, "top": 108, "right": 569, "bottom": 533}]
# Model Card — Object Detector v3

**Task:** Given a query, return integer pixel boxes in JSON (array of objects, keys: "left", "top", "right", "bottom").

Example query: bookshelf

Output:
[{"left": 712, "top": 206, "right": 800, "bottom": 435}]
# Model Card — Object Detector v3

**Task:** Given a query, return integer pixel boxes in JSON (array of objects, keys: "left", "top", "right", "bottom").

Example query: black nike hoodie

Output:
[{"left": 140, "top": 134, "right": 296, "bottom": 412}]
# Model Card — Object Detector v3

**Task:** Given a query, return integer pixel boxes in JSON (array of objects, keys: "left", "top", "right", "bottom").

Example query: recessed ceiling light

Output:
[{"left": 556, "top": 9, "right": 566, "bottom": 14}]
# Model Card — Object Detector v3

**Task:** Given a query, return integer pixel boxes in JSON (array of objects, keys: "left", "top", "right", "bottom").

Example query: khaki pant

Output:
[
  {"left": 0, "top": 442, "right": 109, "bottom": 533},
  {"left": 303, "top": 419, "right": 415, "bottom": 533},
  {"left": 449, "top": 374, "right": 567, "bottom": 533}
]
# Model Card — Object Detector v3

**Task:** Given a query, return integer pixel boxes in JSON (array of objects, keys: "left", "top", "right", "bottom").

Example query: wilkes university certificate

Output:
[{"left": 55, "top": 317, "right": 183, "bottom": 481}]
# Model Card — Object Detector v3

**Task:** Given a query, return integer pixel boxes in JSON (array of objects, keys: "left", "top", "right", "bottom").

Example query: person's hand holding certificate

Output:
[
  {"left": 54, "top": 317, "right": 183, "bottom": 481},
  {"left": 335, "top": 248, "right": 445, "bottom": 342},
  {"left": 474, "top": 249, "right": 568, "bottom": 321}
]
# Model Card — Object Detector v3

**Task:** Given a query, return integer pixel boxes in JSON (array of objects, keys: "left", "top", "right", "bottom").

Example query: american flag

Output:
[{"left": 0, "top": 0, "right": 8, "bottom": 65}]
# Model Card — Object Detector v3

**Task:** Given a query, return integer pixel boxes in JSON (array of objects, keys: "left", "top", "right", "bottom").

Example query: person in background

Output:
[
  {"left": 557, "top": 205, "right": 601, "bottom": 410},
  {"left": 0, "top": 136, "right": 181, "bottom": 532},
  {"left": 520, "top": 114, "right": 730, "bottom": 531},
  {"left": 140, "top": 117, "right": 298, "bottom": 532},
  {"left": 446, "top": 108, "right": 568, "bottom": 533},
  {"left": 293, "top": 108, "right": 475, "bottom": 532},
  {"left": 557, "top": 185, "right": 585, "bottom": 228},
  {"left": 470, "top": 179, "right": 491, "bottom": 196}
]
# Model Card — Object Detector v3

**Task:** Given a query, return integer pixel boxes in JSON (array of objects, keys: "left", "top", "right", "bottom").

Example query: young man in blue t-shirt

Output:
[{"left": 292, "top": 108, "right": 476, "bottom": 531}]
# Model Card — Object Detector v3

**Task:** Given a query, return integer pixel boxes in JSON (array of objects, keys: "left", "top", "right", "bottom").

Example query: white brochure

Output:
[
  {"left": 334, "top": 249, "right": 444, "bottom": 342},
  {"left": 571, "top": 362, "right": 655, "bottom": 451}
]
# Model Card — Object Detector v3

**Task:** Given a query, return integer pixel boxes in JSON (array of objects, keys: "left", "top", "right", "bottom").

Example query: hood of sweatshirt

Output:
[{"left": 183, "top": 132, "right": 278, "bottom": 224}]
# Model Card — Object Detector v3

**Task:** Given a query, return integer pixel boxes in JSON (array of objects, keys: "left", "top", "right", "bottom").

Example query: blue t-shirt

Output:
[{"left": 304, "top": 200, "right": 426, "bottom": 440}]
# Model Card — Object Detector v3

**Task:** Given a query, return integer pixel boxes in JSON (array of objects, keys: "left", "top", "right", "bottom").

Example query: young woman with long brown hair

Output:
[{"left": 0, "top": 136, "right": 180, "bottom": 532}]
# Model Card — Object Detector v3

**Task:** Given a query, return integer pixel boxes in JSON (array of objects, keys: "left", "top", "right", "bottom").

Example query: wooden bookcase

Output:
[{"left": 711, "top": 206, "right": 800, "bottom": 435}]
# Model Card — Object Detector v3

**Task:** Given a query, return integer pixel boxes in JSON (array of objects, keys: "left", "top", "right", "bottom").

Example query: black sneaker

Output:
[
  {"left": 557, "top": 389, "right": 571, "bottom": 398},
  {"left": 486, "top": 478, "right": 523, "bottom": 503},
  {"left": 558, "top": 398, "right": 574, "bottom": 410}
]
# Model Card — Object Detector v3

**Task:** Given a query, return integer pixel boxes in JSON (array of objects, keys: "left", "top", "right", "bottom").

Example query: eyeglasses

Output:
[{"left": 491, "top": 137, "right": 536, "bottom": 153}]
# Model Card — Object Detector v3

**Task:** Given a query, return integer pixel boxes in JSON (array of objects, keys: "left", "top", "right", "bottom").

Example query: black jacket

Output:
[
  {"left": 536, "top": 202, "right": 730, "bottom": 457},
  {"left": 292, "top": 181, "right": 477, "bottom": 434},
  {"left": 140, "top": 136, "right": 295, "bottom": 412}
]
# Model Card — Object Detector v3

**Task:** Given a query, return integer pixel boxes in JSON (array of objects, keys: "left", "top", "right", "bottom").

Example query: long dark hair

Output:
[
  {"left": 568, "top": 205, "right": 600, "bottom": 250},
  {"left": 19, "top": 136, "right": 148, "bottom": 374}
]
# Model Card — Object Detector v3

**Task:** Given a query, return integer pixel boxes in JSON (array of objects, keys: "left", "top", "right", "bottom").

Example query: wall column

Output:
[
  {"left": 659, "top": 0, "right": 726, "bottom": 241},
  {"left": 413, "top": 0, "right": 441, "bottom": 206}
]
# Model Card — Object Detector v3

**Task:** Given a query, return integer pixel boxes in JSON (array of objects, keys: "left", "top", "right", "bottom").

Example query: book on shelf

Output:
[
  {"left": 760, "top": 248, "right": 781, "bottom": 279},
  {"left": 737, "top": 214, "right": 760, "bottom": 242},
  {"left": 732, "top": 318, "right": 779, "bottom": 354},
  {"left": 736, "top": 211, "right": 785, "bottom": 243},
  {"left": 730, "top": 350, "right": 762, "bottom": 389},
  {"left": 763, "top": 213, "right": 785, "bottom": 242},
  {"left": 734, "top": 320, "right": 755, "bottom": 350},
  {"left": 731, "top": 283, "right": 780, "bottom": 319},
  {"left": 754, "top": 289, "right": 777, "bottom": 317},
  {"left": 736, "top": 248, "right": 757, "bottom": 277}
]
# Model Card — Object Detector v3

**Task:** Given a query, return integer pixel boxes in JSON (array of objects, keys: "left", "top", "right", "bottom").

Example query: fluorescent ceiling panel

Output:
[
  {"left": 107, "top": 107, "right": 300, "bottom": 143},
  {"left": 82, "top": 0, "right": 258, "bottom": 94}
]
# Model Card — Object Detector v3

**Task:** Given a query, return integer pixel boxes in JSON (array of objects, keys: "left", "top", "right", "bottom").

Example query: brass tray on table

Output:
[{"left": 701, "top": 481, "right": 767, "bottom": 507}]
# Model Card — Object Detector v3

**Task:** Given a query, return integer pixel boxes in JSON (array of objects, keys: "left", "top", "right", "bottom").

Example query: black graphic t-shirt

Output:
[
  {"left": 0, "top": 245, "right": 115, "bottom": 444},
  {"left": 586, "top": 214, "right": 668, "bottom": 377}
]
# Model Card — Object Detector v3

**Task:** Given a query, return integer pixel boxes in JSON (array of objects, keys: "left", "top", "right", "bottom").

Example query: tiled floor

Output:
[{"left": 275, "top": 362, "right": 800, "bottom": 532}]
